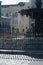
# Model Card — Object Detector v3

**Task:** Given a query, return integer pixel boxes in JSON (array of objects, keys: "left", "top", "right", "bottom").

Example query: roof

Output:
[
  {"left": 2, "top": 4, "right": 18, "bottom": 7},
  {"left": 1, "top": 2, "right": 29, "bottom": 7}
]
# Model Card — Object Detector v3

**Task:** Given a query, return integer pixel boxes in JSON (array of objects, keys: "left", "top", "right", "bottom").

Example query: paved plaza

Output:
[{"left": 0, "top": 54, "right": 43, "bottom": 65}]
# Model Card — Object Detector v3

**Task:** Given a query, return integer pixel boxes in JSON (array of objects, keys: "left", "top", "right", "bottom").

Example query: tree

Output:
[
  {"left": 35, "top": 0, "right": 42, "bottom": 8},
  {"left": 35, "top": 0, "right": 43, "bottom": 37}
]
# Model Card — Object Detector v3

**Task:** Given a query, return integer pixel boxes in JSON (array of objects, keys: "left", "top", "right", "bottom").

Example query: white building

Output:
[
  {"left": 0, "top": 16, "right": 11, "bottom": 37},
  {"left": 1, "top": 2, "right": 30, "bottom": 34}
]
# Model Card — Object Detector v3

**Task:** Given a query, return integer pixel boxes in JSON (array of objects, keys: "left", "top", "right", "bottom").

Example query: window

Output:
[
  {"left": 12, "top": 12, "right": 18, "bottom": 17},
  {"left": 14, "top": 20, "right": 18, "bottom": 25},
  {"left": 26, "top": 27, "right": 27, "bottom": 29},
  {"left": 19, "top": 2, "right": 25, "bottom": 6},
  {"left": 0, "top": 22, "right": 2, "bottom": 26},
  {"left": 22, "top": 29, "right": 24, "bottom": 32},
  {"left": 6, "top": 13, "right": 8, "bottom": 17},
  {"left": 1, "top": 13, "right": 4, "bottom": 16}
]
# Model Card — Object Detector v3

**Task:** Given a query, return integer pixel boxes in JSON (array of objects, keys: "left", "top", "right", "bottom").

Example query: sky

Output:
[{"left": 0, "top": 0, "right": 29, "bottom": 5}]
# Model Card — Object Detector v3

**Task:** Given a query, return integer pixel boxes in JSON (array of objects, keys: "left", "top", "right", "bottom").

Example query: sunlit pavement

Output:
[{"left": 0, "top": 54, "right": 43, "bottom": 65}]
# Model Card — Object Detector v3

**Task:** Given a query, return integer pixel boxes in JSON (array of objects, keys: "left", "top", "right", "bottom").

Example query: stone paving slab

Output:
[{"left": 0, "top": 54, "right": 43, "bottom": 65}]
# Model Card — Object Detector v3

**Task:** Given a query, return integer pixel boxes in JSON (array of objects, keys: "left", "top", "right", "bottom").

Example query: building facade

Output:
[
  {"left": 18, "top": 14, "right": 29, "bottom": 34},
  {"left": 0, "top": 16, "right": 11, "bottom": 36},
  {"left": 1, "top": 2, "right": 30, "bottom": 34}
]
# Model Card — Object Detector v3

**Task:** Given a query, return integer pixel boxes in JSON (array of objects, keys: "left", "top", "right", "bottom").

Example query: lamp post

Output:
[{"left": 11, "top": 13, "right": 12, "bottom": 38}]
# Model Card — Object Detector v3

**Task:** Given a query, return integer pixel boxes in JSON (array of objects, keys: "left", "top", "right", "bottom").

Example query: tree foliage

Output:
[{"left": 35, "top": 0, "right": 42, "bottom": 8}]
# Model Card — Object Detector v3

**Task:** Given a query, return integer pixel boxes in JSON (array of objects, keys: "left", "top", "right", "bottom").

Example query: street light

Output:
[{"left": 11, "top": 13, "right": 12, "bottom": 38}]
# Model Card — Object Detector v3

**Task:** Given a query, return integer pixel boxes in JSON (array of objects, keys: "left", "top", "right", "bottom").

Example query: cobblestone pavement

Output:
[{"left": 0, "top": 54, "right": 43, "bottom": 65}]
